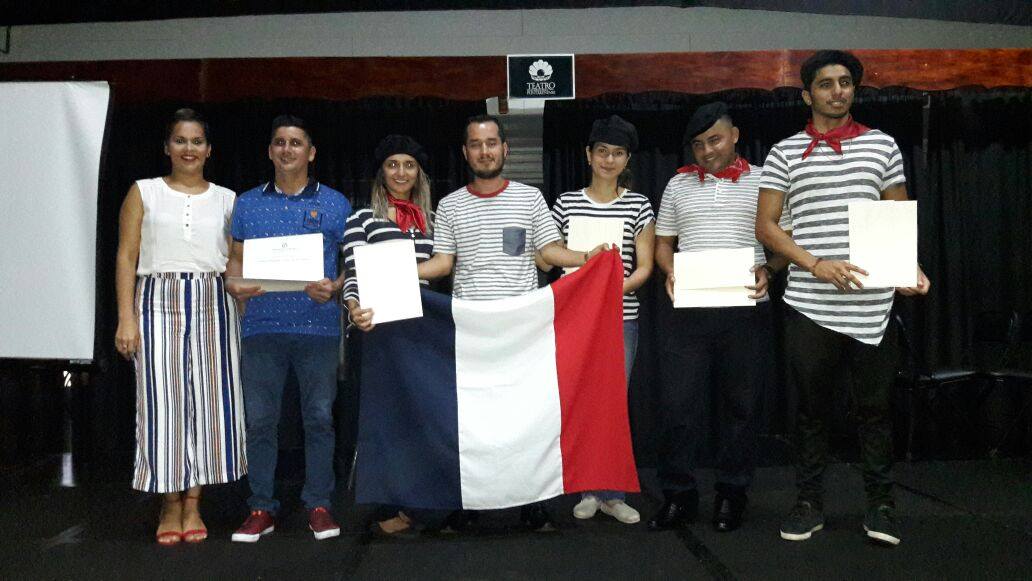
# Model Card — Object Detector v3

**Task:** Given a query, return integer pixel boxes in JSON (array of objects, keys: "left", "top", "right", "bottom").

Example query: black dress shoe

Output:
[
  {"left": 520, "top": 503, "right": 555, "bottom": 531},
  {"left": 712, "top": 492, "right": 747, "bottom": 532},
  {"left": 442, "top": 509, "right": 479, "bottom": 533},
  {"left": 647, "top": 489, "right": 699, "bottom": 531}
]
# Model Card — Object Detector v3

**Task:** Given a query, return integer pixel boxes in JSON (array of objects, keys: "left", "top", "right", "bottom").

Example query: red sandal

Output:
[{"left": 182, "top": 496, "right": 208, "bottom": 543}]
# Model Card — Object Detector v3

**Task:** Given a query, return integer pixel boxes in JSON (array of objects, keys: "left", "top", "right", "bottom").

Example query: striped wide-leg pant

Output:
[{"left": 132, "top": 272, "right": 247, "bottom": 493}]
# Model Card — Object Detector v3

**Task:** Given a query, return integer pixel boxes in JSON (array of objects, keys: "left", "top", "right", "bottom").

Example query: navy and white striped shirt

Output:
[
  {"left": 434, "top": 180, "right": 562, "bottom": 300},
  {"left": 552, "top": 189, "right": 654, "bottom": 320},
  {"left": 340, "top": 207, "right": 434, "bottom": 303},
  {"left": 760, "top": 128, "right": 906, "bottom": 345}
]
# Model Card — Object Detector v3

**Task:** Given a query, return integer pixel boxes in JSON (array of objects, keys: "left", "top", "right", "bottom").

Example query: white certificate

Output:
[
  {"left": 354, "top": 239, "right": 423, "bottom": 325},
  {"left": 243, "top": 233, "right": 324, "bottom": 280},
  {"left": 564, "top": 216, "right": 625, "bottom": 274},
  {"left": 848, "top": 200, "right": 917, "bottom": 288},
  {"left": 673, "top": 247, "right": 755, "bottom": 308}
]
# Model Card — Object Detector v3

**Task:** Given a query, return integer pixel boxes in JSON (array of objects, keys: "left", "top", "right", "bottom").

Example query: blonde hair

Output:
[{"left": 370, "top": 164, "right": 434, "bottom": 232}]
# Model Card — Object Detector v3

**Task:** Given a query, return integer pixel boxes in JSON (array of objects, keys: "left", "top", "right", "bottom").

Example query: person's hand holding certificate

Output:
[
  {"left": 354, "top": 239, "right": 423, "bottom": 325},
  {"left": 565, "top": 217, "right": 624, "bottom": 274},
  {"left": 230, "top": 233, "right": 324, "bottom": 292},
  {"left": 848, "top": 200, "right": 917, "bottom": 288},
  {"left": 673, "top": 247, "right": 756, "bottom": 308}
]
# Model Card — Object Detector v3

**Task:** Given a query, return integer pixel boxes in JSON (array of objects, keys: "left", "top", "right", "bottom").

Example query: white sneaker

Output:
[
  {"left": 573, "top": 495, "right": 602, "bottom": 519},
  {"left": 600, "top": 500, "right": 640, "bottom": 524}
]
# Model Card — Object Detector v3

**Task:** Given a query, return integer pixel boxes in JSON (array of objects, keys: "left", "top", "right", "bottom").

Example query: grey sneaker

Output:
[
  {"left": 863, "top": 505, "right": 901, "bottom": 546},
  {"left": 779, "top": 501, "right": 825, "bottom": 541}
]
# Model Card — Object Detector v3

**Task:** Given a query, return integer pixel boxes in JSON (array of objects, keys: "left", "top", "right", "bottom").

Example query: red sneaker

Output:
[
  {"left": 308, "top": 507, "right": 340, "bottom": 540},
  {"left": 232, "top": 510, "right": 275, "bottom": 543}
]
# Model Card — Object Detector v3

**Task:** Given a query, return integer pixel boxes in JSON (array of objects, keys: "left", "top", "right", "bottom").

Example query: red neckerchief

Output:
[
  {"left": 801, "top": 117, "right": 871, "bottom": 159},
  {"left": 676, "top": 156, "right": 751, "bottom": 183},
  {"left": 388, "top": 196, "right": 427, "bottom": 234}
]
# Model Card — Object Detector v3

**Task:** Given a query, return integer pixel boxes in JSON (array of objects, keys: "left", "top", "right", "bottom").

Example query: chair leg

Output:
[{"left": 906, "top": 386, "right": 917, "bottom": 462}]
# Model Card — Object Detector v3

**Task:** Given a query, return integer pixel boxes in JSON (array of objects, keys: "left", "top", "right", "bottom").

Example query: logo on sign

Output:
[
  {"left": 529, "top": 60, "right": 553, "bottom": 82},
  {"left": 527, "top": 59, "right": 557, "bottom": 96}
]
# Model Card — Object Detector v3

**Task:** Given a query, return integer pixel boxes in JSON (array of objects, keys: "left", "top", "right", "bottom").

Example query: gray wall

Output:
[{"left": 2, "top": 7, "right": 1029, "bottom": 63}]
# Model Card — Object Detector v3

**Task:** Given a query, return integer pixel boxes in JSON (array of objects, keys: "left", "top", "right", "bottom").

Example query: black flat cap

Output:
[
  {"left": 374, "top": 134, "right": 429, "bottom": 171},
  {"left": 588, "top": 114, "right": 639, "bottom": 151},
  {"left": 683, "top": 101, "right": 730, "bottom": 144}
]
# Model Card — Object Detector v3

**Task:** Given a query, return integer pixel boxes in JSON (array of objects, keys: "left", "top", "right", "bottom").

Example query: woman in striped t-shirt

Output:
[
  {"left": 342, "top": 135, "right": 435, "bottom": 538},
  {"left": 549, "top": 115, "right": 655, "bottom": 524}
]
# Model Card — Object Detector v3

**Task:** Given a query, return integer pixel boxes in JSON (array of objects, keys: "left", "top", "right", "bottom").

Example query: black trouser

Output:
[
  {"left": 784, "top": 307, "right": 897, "bottom": 508},
  {"left": 658, "top": 303, "right": 769, "bottom": 493}
]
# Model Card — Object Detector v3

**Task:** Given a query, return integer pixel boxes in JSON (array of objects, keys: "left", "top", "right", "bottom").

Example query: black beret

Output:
[
  {"left": 588, "top": 114, "right": 639, "bottom": 152},
  {"left": 374, "top": 134, "right": 429, "bottom": 172},
  {"left": 683, "top": 101, "right": 730, "bottom": 144}
]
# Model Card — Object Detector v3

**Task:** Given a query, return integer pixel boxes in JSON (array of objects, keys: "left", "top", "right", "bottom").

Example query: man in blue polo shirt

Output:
[{"left": 226, "top": 114, "right": 350, "bottom": 542}]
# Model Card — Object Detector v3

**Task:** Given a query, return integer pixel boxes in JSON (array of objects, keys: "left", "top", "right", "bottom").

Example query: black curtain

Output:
[
  {"left": 544, "top": 87, "right": 1032, "bottom": 466},
  {"left": 74, "top": 96, "right": 484, "bottom": 465}
]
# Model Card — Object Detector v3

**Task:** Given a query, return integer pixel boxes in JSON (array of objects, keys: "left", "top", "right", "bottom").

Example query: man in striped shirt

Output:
[
  {"left": 650, "top": 101, "right": 787, "bottom": 534},
  {"left": 418, "top": 114, "right": 606, "bottom": 530},
  {"left": 756, "top": 50, "right": 930, "bottom": 547}
]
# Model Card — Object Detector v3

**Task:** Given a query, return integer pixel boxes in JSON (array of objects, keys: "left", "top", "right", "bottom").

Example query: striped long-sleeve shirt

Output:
[{"left": 340, "top": 207, "right": 434, "bottom": 304}]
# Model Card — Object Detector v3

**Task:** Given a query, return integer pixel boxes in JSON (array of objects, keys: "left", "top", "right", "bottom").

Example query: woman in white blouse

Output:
[{"left": 114, "top": 109, "right": 246, "bottom": 545}]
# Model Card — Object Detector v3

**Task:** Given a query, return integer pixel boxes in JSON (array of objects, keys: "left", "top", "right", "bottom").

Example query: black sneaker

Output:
[
  {"left": 863, "top": 504, "right": 901, "bottom": 546},
  {"left": 779, "top": 501, "right": 824, "bottom": 541},
  {"left": 520, "top": 503, "right": 555, "bottom": 532}
]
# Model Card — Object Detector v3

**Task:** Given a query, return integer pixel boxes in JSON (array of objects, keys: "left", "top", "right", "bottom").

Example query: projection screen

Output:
[{"left": 0, "top": 81, "right": 110, "bottom": 360}]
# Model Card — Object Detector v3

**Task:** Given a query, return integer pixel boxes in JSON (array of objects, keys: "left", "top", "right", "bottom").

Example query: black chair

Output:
[
  {"left": 980, "top": 312, "right": 1032, "bottom": 456},
  {"left": 894, "top": 313, "right": 979, "bottom": 460}
]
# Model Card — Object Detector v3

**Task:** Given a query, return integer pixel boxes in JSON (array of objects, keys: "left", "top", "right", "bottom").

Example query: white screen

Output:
[{"left": 0, "top": 82, "right": 110, "bottom": 360}]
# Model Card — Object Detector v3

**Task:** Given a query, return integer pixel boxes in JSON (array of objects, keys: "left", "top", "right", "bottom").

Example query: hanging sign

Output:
[{"left": 507, "top": 54, "right": 575, "bottom": 100}]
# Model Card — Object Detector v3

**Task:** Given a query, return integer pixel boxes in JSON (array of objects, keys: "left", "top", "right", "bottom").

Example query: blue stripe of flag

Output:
[{"left": 355, "top": 288, "right": 461, "bottom": 510}]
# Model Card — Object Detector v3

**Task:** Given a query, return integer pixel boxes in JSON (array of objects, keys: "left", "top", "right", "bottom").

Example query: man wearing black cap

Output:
[
  {"left": 756, "top": 50, "right": 929, "bottom": 546},
  {"left": 649, "top": 102, "right": 786, "bottom": 533}
]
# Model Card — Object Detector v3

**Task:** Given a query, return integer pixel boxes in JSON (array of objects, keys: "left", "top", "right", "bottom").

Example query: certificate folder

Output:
[
  {"left": 673, "top": 247, "right": 755, "bottom": 308},
  {"left": 231, "top": 233, "right": 324, "bottom": 292}
]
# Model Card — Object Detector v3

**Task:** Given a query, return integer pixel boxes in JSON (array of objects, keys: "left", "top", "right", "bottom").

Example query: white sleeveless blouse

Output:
[{"left": 136, "top": 177, "right": 236, "bottom": 275}]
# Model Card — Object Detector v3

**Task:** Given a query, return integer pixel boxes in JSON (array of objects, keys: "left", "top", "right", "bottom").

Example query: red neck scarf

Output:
[
  {"left": 676, "top": 156, "right": 751, "bottom": 183},
  {"left": 802, "top": 117, "right": 871, "bottom": 159},
  {"left": 388, "top": 196, "right": 427, "bottom": 234}
]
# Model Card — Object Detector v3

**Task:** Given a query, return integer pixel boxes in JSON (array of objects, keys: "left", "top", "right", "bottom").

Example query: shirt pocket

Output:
[{"left": 501, "top": 226, "right": 527, "bottom": 256}]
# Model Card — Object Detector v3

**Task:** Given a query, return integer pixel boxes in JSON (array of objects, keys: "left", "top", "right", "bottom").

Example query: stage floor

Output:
[{"left": 2, "top": 458, "right": 1030, "bottom": 580}]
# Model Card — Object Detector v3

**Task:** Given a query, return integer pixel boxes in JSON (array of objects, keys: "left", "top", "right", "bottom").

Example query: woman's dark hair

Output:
[
  {"left": 800, "top": 50, "right": 864, "bottom": 90},
  {"left": 164, "top": 108, "right": 211, "bottom": 143},
  {"left": 617, "top": 166, "right": 634, "bottom": 191}
]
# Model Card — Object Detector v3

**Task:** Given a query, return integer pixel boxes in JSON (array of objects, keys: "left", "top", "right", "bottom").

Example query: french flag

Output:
[{"left": 355, "top": 250, "right": 640, "bottom": 510}]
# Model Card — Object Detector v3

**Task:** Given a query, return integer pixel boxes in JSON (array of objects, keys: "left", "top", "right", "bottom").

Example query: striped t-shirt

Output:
[
  {"left": 340, "top": 207, "right": 434, "bottom": 303},
  {"left": 552, "top": 189, "right": 654, "bottom": 320},
  {"left": 760, "top": 128, "right": 906, "bottom": 345},
  {"left": 655, "top": 163, "right": 779, "bottom": 303},
  {"left": 434, "top": 180, "right": 562, "bottom": 300}
]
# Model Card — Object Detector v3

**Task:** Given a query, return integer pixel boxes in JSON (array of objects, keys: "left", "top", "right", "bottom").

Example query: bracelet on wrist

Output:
[{"left": 808, "top": 257, "right": 823, "bottom": 274}]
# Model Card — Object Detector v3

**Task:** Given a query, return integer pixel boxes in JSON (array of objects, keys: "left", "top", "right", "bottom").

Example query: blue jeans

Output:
[
  {"left": 587, "top": 319, "right": 639, "bottom": 502},
  {"left": 241, "top": 333, "right": 339, "bottom": 512}
]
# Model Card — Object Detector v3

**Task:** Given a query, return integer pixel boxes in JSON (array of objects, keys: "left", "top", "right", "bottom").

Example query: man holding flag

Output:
[{"left": 356, "top": 114, "right": 627, "bottom": 532}]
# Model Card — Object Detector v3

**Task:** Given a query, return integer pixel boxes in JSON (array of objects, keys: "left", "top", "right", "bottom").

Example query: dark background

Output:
[{"left": 1, "top": 84, "right": 1030, "bottom": 483}]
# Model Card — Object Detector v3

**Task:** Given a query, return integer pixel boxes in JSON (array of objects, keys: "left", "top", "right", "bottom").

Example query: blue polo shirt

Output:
[{"left": 231, "top": 181, "right": 350, "bottom": 338}]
